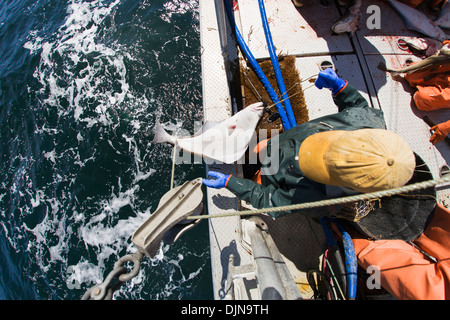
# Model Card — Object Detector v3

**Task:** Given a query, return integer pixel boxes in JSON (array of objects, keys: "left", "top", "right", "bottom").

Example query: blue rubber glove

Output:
[
  {"left": 315, "top": 68, "right": 347, "bottom": 95},
  {"left": 202, "top": 171, "right": 231, "bottom": 189}
]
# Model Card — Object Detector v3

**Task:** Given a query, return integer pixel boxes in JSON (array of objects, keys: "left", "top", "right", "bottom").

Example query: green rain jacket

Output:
[{"left": 226, "top": 84, "right": 387, "bottom": 218}]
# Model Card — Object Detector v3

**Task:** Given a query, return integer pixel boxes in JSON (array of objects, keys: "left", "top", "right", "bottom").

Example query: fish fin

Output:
[{"left": 153, "top": 120, "right": 176, "bottom": 145}]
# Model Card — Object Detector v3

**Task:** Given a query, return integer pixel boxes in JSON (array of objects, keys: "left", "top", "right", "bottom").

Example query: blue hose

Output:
[
  {"left": 320, "top": 217, "right": 337, "bottom": 247},
  {"left": 321, "top": 217, "right": 358, "bottom": 300},
  {"left": 258, "top": 0, "right": 297, "bottom": 128},
  {"left": 223, "top": 0, "right": 291, "bottom": 130},
  {"left": 333, "top": 219, "right": 358, "bottom": 300}
]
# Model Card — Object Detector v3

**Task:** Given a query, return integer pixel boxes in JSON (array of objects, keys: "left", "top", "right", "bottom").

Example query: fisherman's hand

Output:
[
  {"left": 202, "top": 171, "right": 231, "bottom": 189},
  {"left": 315, "top": 68, "right": 347, "bottom": 95},
  {"left": 430, "top": 121, "right": 450, "bottom": 144}
]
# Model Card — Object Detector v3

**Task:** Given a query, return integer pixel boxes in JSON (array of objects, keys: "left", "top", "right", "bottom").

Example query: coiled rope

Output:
[{"left": 186, "top": 175, "right": 450, "bottom": 220}]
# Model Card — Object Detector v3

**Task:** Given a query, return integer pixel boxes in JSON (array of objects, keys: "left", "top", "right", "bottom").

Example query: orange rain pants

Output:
[
  {"left": 251, "top": 138, "right": 270, "bottom": 184},
  {"left": 404, "top": 63, "right": 450, "bottom": 112},
  {"left": 353, "top": 203, "right": 450, "bottom": 300}
]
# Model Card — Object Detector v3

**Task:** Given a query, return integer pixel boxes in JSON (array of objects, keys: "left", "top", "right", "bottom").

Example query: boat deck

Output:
[{"left": 199, "top": 0, "right": 450, "bottom": 299}]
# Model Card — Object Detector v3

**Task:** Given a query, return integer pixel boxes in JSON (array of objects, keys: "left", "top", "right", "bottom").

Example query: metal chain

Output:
[{"left": 81, "top": 251, "right": 144, "bottom": 300}]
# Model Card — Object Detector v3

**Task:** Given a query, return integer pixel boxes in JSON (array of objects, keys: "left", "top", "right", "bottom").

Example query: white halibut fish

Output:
[
  {"left": 387, "top": 0, "right": 448, "bottom": 41},
  {"left": 154, "top": 102, "right": 265, "bottom": 164},
  {"left": 435, "top": 1, "right": 449, "bottom": 30}
]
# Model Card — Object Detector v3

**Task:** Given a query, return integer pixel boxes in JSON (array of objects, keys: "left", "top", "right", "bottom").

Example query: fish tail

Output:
[{"left": 153, "top": 120, "right": 176, "bottom": 145}]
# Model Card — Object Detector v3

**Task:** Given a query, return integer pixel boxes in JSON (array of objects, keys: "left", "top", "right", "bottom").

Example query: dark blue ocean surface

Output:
[{"left": 0, "top": 0, "right": 211, "bottom": 299}]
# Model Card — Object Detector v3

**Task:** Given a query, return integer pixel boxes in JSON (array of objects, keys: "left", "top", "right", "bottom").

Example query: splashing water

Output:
[{"left": 0, "top": 0, "right": 210, "bottom": 300}]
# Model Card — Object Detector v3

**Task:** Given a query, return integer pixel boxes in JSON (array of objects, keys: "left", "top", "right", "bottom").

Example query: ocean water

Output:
[{"left": 0, "top": 0, "right": 212, "bottom": 300}]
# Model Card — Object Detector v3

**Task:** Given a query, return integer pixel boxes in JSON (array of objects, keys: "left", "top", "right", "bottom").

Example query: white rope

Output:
[
  {"left": 187, "top": 175, "right": 450, "bottom": 220},
  {"left": 170, "top": 139, "right": 177, "bottom": 190}
]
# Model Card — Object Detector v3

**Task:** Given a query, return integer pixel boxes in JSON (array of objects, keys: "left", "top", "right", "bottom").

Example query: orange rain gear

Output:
[
  {"left": 353, "top": 203, "right": 450, "bottom": 300},
  {"left": 429, "top": 120, "right": 450, "bottom": 144},
  {"left": 404, "top": 63, "right": 450, "bottom": 112},
  {"left": 251, "top": 138, "right": 270, "bottom": 184},
  {"left": 404, "top": 45, "right": 450, "bottom": 144}
]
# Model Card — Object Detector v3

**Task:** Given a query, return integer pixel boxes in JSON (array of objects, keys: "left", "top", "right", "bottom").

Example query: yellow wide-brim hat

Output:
[{"left": 298, "top": 129, "right": 416, "bottom": 193}]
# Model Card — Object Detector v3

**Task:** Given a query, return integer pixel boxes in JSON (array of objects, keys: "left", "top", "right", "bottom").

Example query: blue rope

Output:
[
  {"left": 223, "top": 0, "right": 291, "bottom": 130},
  {"left": 258, "top": 0, "right": 297, "bottom": 128}
]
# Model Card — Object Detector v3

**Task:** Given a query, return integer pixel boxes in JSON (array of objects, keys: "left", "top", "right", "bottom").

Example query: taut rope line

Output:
[{"left": 186, "top": 175, "right": 450, "bottom": 220}]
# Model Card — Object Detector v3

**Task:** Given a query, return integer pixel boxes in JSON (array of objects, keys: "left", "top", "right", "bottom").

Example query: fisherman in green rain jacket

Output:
[{"left": 203, "top": 68, "right": 416, "bottom": 219}]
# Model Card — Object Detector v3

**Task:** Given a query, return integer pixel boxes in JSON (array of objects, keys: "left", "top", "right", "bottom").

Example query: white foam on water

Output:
[
  {"left": 25, "top": 0, "right": 125, "bottom": 127},
  {"left": 80, "top": 213, "right": 145, "bottom": 269},
  {"left": 19, "top": 0, "right": 138, "bottom": 292},
  {"left": 18, "top": 0, "right": 206, "bottom": 299},
  {"left": 66, "top": 259, "right": 104, "bottom": 287},
  {"left": 112, "top": 241, "right": 208, "bottom": 300},
  {"left": 43, "top": 150, "right": 56, "bottom": 164},
  {"left": 161, "top": 0, "right": 199, "bottom": 24},
  {"left": 122, "top": 134, "right": 156, "bottom": 183}
]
